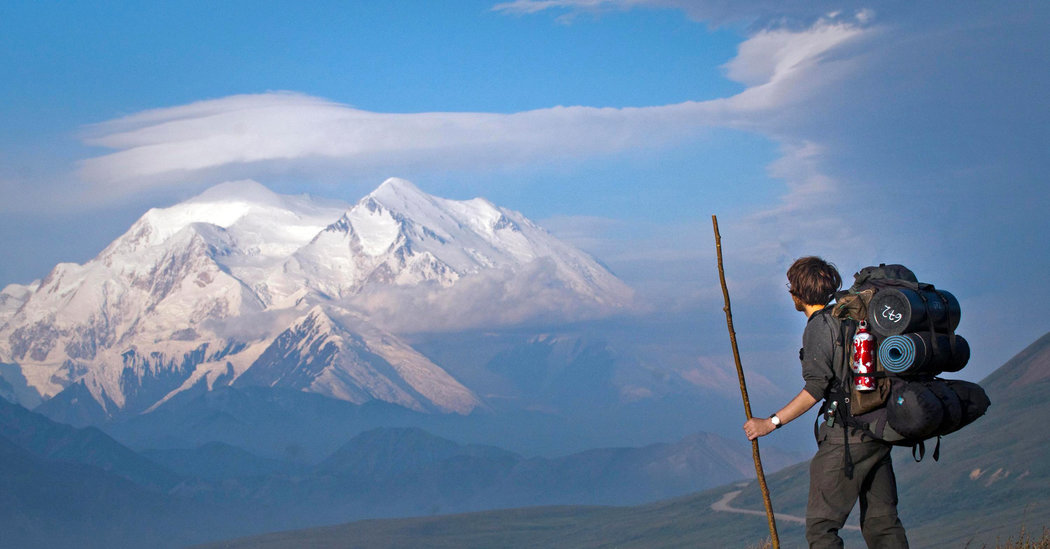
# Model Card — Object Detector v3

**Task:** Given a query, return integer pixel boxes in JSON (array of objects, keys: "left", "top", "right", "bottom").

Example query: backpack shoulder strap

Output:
[{"left": 824, "top": 310, "right": 862, "bottom": 479}]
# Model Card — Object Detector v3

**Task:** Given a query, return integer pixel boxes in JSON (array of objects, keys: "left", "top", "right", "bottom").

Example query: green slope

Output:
[
  {"left": 196, "top": 332, "right": 1050, "bottom": 549},
  {"left": 193, "top": 489, "right": 810, "bottom": 549}
]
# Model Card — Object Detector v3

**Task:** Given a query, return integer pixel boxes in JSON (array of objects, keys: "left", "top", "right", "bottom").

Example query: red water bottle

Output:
[{"left": 852, "top": 320, "right": 876, "bottom": 391}]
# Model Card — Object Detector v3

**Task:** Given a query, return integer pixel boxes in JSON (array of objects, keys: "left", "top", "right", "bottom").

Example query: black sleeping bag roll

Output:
[
  {"left": 885, "top": 378, "right": 990, "bottom": 441},
  {"left": 942, "top": 379, "right": 991, "bottom": 434},
  {"left": 886, "top": 380, "right": 945, "bottom": 439},
  {"left": 925, "top": 380, "right": 963, "bottom": 434}
]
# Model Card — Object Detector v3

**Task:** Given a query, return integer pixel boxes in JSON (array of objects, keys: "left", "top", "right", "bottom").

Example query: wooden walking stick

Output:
[{"left": 712, "top": 215, "right": 780, "bottom": 549}]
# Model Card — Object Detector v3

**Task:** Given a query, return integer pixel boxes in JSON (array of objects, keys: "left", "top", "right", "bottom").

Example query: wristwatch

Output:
[{"left": 770, "top": 414, "right": 782, "bottom": 428}]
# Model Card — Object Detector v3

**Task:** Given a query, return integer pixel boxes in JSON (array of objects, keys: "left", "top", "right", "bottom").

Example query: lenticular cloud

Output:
[
  {"left": 76, "top": 15, "right": 871, "bottom": 203},
  {"left": 78, "top": 92, "right": 705, "bottom": 189}
]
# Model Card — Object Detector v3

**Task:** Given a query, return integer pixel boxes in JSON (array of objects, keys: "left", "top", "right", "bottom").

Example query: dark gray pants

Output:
[{"left": 806, "top": 440, "right": 909, "bottom": 548}]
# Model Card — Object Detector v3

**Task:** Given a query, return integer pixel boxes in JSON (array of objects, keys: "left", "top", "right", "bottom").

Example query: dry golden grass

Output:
[
  {"left": 992, "top": 526, "right": 1050, "bottom": 548},
  {"left": 743, "top": 526, "right": 1049, "bottom": 549}
]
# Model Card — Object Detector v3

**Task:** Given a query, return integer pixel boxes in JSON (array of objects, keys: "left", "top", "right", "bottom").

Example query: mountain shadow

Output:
[{"left": 0, "top": 395, "right": 180, "bottom": 491}]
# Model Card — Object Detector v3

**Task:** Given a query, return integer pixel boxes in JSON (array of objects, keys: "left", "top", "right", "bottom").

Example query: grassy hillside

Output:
[
  {"left": 196, "top": 331, "right": 1050, "bottom": 549},
  {"left": 193, "top": 488, "right": 807, "bottom": 549}
]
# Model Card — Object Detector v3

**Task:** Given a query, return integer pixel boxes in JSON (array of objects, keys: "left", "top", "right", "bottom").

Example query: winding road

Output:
[{"left": 710, "top": 486, "right": 861, "bottom": 532}]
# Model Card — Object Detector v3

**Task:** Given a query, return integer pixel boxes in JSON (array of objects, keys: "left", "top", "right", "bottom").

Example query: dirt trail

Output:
[{"left": 710, "top": 486, "right": 860, "bottom": 532}]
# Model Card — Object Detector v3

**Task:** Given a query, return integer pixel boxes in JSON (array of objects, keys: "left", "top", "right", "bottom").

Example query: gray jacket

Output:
[{"left": 800, "top": 307, "right": 878, "bottom": 444}]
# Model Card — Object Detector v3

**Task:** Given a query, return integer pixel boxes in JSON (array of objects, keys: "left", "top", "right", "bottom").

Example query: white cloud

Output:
[
  {"left": 77, "top": 16, "right": 873, "bottom": 209},
  {"left": 723, "top": 20, "right": 865, "bottom": 91},
  {"left": 79, "top": 93, "right": 709, "bottom": 197},
  {"left": 344, "top": 259, "right": 624, "bottom": 333},
  {"left": 494, "top": 0, "right": 863, "bottom": 27},
  {"left": 439, "top": 1, "right": 1050, "bottom": 381},
  {"left": 494, "top": 0, "right": 620, "bottom": 14},
  {"left": 492, "top": 0, "right": 650, "bottom": 23}
]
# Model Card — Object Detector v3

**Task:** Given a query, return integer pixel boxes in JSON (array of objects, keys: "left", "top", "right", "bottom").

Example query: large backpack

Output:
[{"left": 822, "top": 264, "right": 990, "bottom": 471}]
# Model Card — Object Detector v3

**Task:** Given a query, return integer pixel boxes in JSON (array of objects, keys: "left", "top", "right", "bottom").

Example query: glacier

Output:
[{"left": 0, "top": 178, "right": 633, "bottom": 421}]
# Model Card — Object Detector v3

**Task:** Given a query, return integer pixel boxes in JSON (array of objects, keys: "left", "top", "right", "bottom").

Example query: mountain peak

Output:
[
  {"left": 375, "top": 177, "right": 423, "bottom": 195},
  {"left": 191, "top": 180, "right": 283, "bottom": 206},
  {"left": 365, "top": 177, "right": 436, "bottom": 213},
  {"left": 0, "top": 178, "right": 628, "bottom": 417},
  {"left": 298, "top": 305, "right": 341, "bottom": 334}
]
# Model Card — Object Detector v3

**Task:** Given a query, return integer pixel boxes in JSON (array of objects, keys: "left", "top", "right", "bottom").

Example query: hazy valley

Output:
[
  {"left": 1, "top": 180, "right": 801, "bottom": 547},
  {"left": 1, "top": 179, "right": 1032, "bottom": 548}
]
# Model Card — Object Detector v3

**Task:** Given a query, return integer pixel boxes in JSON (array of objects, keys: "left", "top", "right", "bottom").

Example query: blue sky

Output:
[{"left": 1, "top": 1, "right": 1048, "bottom": 386}]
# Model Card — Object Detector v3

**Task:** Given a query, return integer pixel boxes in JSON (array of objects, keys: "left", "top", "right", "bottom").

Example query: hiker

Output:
[{"left": 742, "top": 256, "right": 909, "bottom": 548}]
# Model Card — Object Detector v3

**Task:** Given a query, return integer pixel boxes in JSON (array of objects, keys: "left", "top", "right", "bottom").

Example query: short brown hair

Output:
[{"left": 787, "top": 256, "right": 842, "bottom": 306}]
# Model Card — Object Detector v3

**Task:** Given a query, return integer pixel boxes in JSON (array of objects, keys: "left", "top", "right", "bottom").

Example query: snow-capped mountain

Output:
[
  {"left": 289, "top": 179, "right": 629, "bottom": 302},
  {"left": 232, "top": 306, "right": 477, "bottom": 414},
  {"left": 0, "top": 178, "right": 632, "bottom": 420}
]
